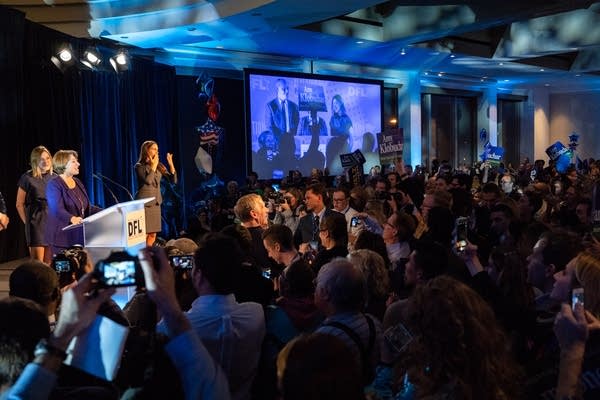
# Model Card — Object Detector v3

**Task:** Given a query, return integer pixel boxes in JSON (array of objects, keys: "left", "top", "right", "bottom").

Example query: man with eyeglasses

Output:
[{"left": 333, "top": 187, "right": 363, "bottom": 250}]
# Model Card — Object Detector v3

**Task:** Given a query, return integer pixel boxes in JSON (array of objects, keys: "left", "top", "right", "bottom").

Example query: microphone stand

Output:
[
  {"left": 93, "top": 174, "right": 119, "bottom": 205},
  {"left": 96, "top": 173, "right": 134, "bottom": 201}
]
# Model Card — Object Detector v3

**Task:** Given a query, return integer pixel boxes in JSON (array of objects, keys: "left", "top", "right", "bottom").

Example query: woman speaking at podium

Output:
[
  {"left": 134, "top": 140, "right": 177, "bottom": 247},
  {"left": 45, "top": 150, "right": 101, "bottom": 257}
]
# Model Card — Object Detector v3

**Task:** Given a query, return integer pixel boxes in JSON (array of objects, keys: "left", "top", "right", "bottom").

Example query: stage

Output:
[{"left": 0, "top": 258, "right": 29, "bottom": 299}]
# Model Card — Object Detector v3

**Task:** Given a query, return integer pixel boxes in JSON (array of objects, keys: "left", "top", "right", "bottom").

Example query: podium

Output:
[
  {"left": 64, "top": 198, "right": 154, "bottom": 261},
  {"left": 63, "top": 198, "right": 154, "bottom": 306}
]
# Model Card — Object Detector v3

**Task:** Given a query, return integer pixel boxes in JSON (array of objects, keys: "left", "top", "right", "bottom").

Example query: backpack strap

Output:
[{"left": 323, "top": 314, "right": 375, "bottom": 382}]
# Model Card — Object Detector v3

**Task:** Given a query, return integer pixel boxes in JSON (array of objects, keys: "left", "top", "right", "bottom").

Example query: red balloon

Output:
[{"left": 207, "top": 94, "right": 220, "bottom": 121}]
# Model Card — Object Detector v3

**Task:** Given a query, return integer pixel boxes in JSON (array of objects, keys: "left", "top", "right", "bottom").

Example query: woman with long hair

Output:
[
  {"left": 16, "top": 145, "right": 54, "bottom": 263},
  {"left": 134, "top": 140, "right": 177, "bottom": 246},
  {"left": 375, "top": 275, "right": 523, "bottom": 400}
]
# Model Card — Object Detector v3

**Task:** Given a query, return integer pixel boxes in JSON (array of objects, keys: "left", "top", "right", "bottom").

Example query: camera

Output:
[
  {"left": 54, "top": 260, "right": 71, "bottom": 273},
  {"left": 169, "top": 255, "right": 194, "bottom": 270},
  {"left": 268, "top": 191, "right": 286, "bottom": 205},
  {"left": 51, "top": 245, "right": 88, "bottom": 288},
  {"left": 351, "top": 216, "right": 361, "bottom": 227},
  {"left": 454, "top": 217, "right": 469, "bottom": 253},
  {"left": 94, "top": 251, "right": 143, "bottom": 288}
]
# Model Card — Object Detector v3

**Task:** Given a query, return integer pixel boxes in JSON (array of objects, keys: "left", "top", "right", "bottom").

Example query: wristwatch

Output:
[{"left": 34, "top": 338, "right": 67, "bottom": 361}]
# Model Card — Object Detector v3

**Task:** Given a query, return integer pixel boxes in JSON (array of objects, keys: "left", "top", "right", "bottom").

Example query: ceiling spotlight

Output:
[
  {"left": 51, "top": 44, "right": 75, "bottom": 73},
  {"left": 400, "top": 48, "right": 406, "bottom": 55},
  {"left": 81, "top": 46, "right": 102, "bottom": 69},
  {"left": 59, "top": 48, "right": 72, "bottom": 62},
  {"left": 110, "top": 50, "right": 129, "bottom": 72},
  {"left": 450, "top": 54, "right": 455, "bottom": 58}
]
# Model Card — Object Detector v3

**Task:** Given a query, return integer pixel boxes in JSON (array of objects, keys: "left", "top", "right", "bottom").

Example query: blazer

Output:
[
  {"left": 265, "top": 98, "right": 300, "bottom": 138},
  {"left": 293, "top": 208, "right": 337, "bottom": 249},
  {"left": 45, "top": 175, "right": 100, "bottom": 249}
]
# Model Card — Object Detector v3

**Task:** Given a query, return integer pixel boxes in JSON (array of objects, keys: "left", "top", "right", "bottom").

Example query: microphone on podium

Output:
[
  {"left": 95, "top": 173, "right": 134, "bottom": 201},
  {"left": 93, "top": 173, "right": 118, "bottom": 205}
]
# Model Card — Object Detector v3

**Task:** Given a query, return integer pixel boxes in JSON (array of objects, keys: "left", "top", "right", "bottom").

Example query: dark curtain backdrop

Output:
[
  {"left": 0, "top": 5, "right": 250, "bottom": 262},
  {"left": 0, "top": 7, "right": 179, "bottom": 262}
]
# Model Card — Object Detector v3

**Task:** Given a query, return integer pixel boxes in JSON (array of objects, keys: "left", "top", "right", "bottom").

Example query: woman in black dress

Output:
[
  {"left": 16, "top": 145, "right": 54, "bottom": 264},
  {"left": 134, "top": 140, "right": 177, "bottom": 246}
]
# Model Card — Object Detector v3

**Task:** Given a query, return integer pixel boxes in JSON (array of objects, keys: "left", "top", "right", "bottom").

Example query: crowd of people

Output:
[{"left": 3, "top": 151, "right": 600, "bottom": 399}]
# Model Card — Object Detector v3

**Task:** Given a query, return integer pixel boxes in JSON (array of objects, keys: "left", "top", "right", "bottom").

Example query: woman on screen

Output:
[{"left": 327, "top": 94, "right": 353, "bottom": 173}]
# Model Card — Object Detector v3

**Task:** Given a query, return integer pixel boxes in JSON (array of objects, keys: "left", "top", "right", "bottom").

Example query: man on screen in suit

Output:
[{"left": 265, "top": 78, "right": 299, "bottom": 145}]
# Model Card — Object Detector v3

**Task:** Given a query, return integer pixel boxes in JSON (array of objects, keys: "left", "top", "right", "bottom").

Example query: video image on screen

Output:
[
  {"left": 245, "top": 69, "right": 383, "bottom": 179},
  {"left": 102, "top": 261, "right": 136, "bottom": 286}
]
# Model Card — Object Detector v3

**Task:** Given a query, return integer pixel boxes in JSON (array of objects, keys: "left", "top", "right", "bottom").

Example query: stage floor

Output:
[{"left": 0, "top": 258, "right": 30, "bottom": 299}]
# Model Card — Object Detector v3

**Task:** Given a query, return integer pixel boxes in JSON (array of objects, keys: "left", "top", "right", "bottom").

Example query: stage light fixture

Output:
[
  {"left": 81, "top": 47, "right": 102, "bottom": 69},
  {"left": 110, "top": 50, "right": 129, "bottom": 72},
  {"left": 51, "top": 44, "right": 75, "bottom": 73}
]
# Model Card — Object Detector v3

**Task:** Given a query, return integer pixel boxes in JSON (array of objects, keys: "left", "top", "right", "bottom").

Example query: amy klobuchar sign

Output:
[
  {"left": 545, "top": 141, "right": 573, "bottom": 173},
  {"left": 481, "top": 143, "right": 504, "bottom": 166}
]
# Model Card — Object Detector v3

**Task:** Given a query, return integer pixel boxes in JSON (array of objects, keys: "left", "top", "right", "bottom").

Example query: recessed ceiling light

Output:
[
  {"left": 400, "top": 48, "right": 406, "bottom": 55},
  {"left": 356, "top": 41, "right": 364, "bottom": 44},
  {"left": 544, "top": 83, "right": 550, "bottom": 87},
  {"left": 540, "top": 68, "right": 544, "bottom": 72},
  {"left": 575, "top": 74, "right": 581, "bottom": 77},
  {"left": 499, "top": 62, "right": 504, "bottom": 66},
  {"left": 216, "top": 45, "right": 224, "bottom": 49},
  {"left": 424, "top": 71, "right": 429, "bottom": 75},
  {"left": 450, "top": 54, "right": 455, "bottom": 58},
  {"left": 438, "top": 72, "right": 443, "bottom": 77},
  {"left": 504, "top": 79, "right": 509, "bottom": 82}
]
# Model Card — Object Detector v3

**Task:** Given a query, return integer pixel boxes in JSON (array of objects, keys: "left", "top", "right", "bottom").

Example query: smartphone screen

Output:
[
  {"left": 572, "top": 288, "right": 584, "bottom": 310},
  {"left": 96, "top": 260, "right": 138, "bottom": 287},
  {"left": 351, "top": 216, "right": 360, "bottom": 227},
  {"left": 169, "top": 255, "right": 194, "bottom": 269},
  {"left": 53, "top": 260, "right": 71, "bottom": 273},
  {"left": 455, "top": 217, "right": 468, "bottom": 252}
]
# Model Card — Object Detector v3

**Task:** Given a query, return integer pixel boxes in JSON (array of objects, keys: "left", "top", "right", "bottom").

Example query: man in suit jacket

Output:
[
  {"left": 293, "top": 183, "right": 335, "bottom": 252},
  {"left": 265, "top": 78, "right": 299, "bottom": 143}
]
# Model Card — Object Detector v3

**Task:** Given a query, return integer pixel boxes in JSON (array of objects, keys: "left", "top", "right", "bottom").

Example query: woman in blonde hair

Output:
[
  {"left": 575, "top": 249, "right": 600, "bottom": 316},
  {"left": 45, "top": 150, "right": 101, "bottom": 257},
  {"left": 16, "top": 146, "right": 54, "bottom": 263}
]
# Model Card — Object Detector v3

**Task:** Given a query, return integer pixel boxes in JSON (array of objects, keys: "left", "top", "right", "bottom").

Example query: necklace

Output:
[{"left": 72, "top": 186, "right": 85, "bottom": 216}]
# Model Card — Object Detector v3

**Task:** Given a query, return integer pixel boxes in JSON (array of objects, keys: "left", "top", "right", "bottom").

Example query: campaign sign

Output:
[
  {"left": 377, "top": 128, "right": 404, "bottom": 167},
  {"left": 298, "top": 84, "right": 327, "bottom": 112},
  {"left": 340, "top": 153, "right": 357, "bottom": 168},
  {"left": 546, "top": 141, "right": 573, "bottom": 173},
  {"left": 482, "top": 145, "right": 504, "bottom": 166},
  {"left": 340, "top": 149, "right": 367, "bottom": 169},
  {"left": 546, "top": 141, "right": 570, "bottom": 161}
]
